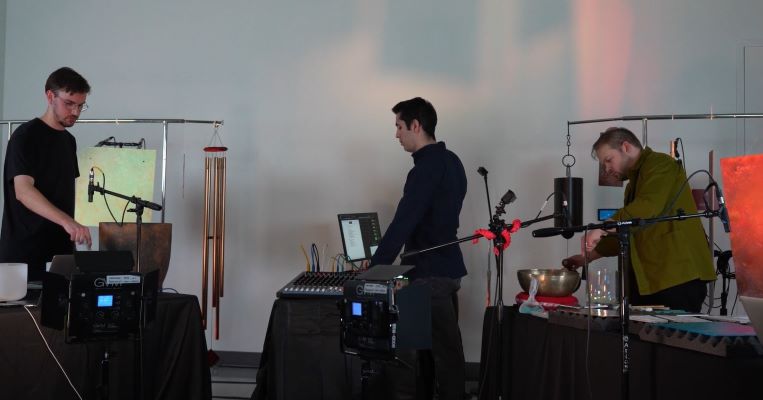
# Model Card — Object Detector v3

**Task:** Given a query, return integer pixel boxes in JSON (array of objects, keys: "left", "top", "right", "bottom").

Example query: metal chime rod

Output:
[
  {"left": 216, "top": 158, "right": 223, "bottom": 298},
  {"left": 220, "top": 157, "right": 227, "bottom": 299},
  {"left": 201, "top": 158, "right": 212, "bottom": 329},
  {"left": 211, "top": 159, "right": 219, "bottom": 316},
  {"left": 212, "top": 157, "right": 221, "bottom": 340}
]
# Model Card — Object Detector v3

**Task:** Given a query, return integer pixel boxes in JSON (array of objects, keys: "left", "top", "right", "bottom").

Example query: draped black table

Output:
[
  {"left": 478, "top": 306, "right": 763, "bottom": 400},
  {"left": 0, "top": 293, "right": 212, "bottom": 400},
  {"left": 253, "top": 298, "right": 362, "bottom": 400}
]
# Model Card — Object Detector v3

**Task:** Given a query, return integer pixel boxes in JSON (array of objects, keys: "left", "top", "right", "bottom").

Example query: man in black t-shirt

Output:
[{"left": 0, "top": 67, "right": 92, "bottom": 281}]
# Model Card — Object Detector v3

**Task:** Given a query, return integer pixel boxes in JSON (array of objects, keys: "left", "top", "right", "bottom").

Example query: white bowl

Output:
[{"left": 0, "top": 263, "right": 28, "bottom": 301}]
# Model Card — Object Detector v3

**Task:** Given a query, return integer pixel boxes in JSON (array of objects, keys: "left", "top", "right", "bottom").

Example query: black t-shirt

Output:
[{"left": 0, "top": 118, "right": 79, "bottom": 280}]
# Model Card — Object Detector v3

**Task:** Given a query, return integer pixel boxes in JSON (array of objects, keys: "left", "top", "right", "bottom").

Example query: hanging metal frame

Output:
[
  {"left": 0, "top": 118, "right": 224, "bottom": 222},
  {"left": 568, "top": 112, "right": 763, "bottom": 146}
]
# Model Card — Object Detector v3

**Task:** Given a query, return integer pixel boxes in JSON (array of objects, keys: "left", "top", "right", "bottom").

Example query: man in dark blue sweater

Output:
[{"left": 370, "top": 97, "right": 467, "bottom": 400}]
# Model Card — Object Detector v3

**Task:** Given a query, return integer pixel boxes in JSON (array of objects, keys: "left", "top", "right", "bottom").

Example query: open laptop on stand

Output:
[{"left": 337, "top": 212, "right": 382, "bottom": 263}]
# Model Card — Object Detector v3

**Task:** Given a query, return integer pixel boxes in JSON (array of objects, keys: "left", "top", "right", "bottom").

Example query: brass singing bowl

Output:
[{"left": 517, "top": 268, "right": 581, "bottom": 297}]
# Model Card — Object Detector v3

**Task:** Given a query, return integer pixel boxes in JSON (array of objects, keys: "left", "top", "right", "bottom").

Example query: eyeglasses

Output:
[{"left": 54, "top": 93, "right": 88, "bottom": 112}]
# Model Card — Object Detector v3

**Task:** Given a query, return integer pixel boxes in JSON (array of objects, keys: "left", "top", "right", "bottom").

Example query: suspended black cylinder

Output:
[{"left": 554, "top": 177, "right": 583, "bottom": 232}]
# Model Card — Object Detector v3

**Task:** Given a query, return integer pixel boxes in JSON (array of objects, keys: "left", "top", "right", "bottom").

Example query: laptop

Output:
[
  {"left": 740, "top": 296, "right": 763, "bottom": 343},
  {"left": 337, "top": 212, "right": 382, "bottom": 262},
  {"left": 49, "top": 251, "right": 134, "bottom": 276},
  {"left": 49, "top": 254, "right": 77, "bottom": 276}
]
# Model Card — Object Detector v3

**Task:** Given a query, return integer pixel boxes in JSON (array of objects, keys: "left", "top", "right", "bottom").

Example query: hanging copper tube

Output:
[
  {"left": 201, "top": 157, "right": 211, "bottom": 329},
  {"left": 215, "top": 157, "right": 226, "bottom": 340},
  {"left": 219, "top": 157, "right": 227, "bottom": 298},
  {"left": 203, "top": 139, "right": 227, "bottom": 340},
  {"left": 211, "top": 159, "right": 219, "bottom": 310}
]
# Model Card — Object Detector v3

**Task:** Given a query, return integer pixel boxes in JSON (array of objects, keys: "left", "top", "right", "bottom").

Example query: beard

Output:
[{"left": 56, "top": 111, "right": 78, "bottom": 128}]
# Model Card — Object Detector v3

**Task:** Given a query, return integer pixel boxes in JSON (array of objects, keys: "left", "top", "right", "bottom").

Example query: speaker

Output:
[{"left": 554, "top": 177, "right": 583, "bottom": 232}]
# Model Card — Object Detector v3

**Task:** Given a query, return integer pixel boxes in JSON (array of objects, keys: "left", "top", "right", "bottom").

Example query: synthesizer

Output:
[{"left": 277, "top": 270, "right": 361, "bottom": 299}]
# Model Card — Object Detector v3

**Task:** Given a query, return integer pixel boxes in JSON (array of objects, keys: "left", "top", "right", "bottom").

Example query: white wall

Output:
[
  {"left": 2, "top": 0, "right": 762, "bottom": 361},
  {"left": 0, "top": 0, "right": 5, "bottom": 118}
]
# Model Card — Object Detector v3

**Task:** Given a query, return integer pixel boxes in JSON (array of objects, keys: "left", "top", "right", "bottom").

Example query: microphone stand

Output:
[
  {"left": 519, "top": 213, "right": 560, "bottom": 228},
  {"left": 399, "top": 201, "right": 511, "bottom": 400},
  {"left": 89, "top": 183, "right": 161, "bottom": 400},
  {"left": 89, "top": 184, "right": 162, "bottom": 273},
  {"left": 532, "top": 208, "right": 723, "bottom": 400},
  {"left": 714, "top": 250, "right": 733, "bottom": 316},
  {"left": 398, "top": 204, "right": 556, "bottom": 400}
]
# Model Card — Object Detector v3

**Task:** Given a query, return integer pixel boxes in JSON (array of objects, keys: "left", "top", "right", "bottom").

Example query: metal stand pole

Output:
[{"left": 617, "top": 226, "right": 631, "bottom": 400}]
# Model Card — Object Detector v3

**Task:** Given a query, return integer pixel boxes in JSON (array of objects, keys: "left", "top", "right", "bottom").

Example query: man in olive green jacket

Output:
[{"left": 563, "top": 127, "right": 715, "bottom": 312}]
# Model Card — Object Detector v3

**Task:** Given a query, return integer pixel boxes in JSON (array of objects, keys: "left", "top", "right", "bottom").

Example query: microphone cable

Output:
[
  {"left": 659, "top": 169, "right": 710, "bottom": 219},
  {"left": 676, "top": 138, "right": 686, "bottom": 171},
  {"left": 583, "top": 226, "right": 594, "bottom": 400},
  {"left": 23, "top": 305, "right": 84, "bottom": 400},
  {"left": 534, "top": 191, "right": 556, "bottom": 219},
  {"left": 617, "top": 169, "right": 712, "bottom": 235},
  {"left": 310, "top": 243, "right": 320, "bottom": 272},
  {"left": 90, "top": 167, "right": 135, "bottom": 227},
  {"left": 300, "top": 244, "right": 310, "bottom": 271}
]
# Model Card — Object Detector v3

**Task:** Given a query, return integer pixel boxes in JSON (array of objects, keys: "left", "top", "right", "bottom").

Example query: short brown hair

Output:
[
  {"left": 45, "top": 67, "right": 90, "bottom": 94},
  {"left": 392, "top": 97, "right": 437, "bottom": 140},
  {"left": 591, "top": 127, "right": 642, "bottom": 159}
]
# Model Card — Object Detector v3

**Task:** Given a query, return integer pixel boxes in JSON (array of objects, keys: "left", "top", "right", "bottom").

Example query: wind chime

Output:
[{"left": 202, "top": 123, "right": 227, "bottom": 340}]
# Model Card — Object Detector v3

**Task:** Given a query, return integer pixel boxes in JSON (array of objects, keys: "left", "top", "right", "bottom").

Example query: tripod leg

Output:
[
  {"left": 98, "top": 347, "right": 110, "bottom": 400},
  {"left": 361, "top": 359, "right": 372, "bottom": 400}
]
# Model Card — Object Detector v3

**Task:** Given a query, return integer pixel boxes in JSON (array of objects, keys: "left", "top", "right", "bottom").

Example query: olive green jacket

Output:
[{"left": 595, "top": 147, "right": 715, "bottom": 295}]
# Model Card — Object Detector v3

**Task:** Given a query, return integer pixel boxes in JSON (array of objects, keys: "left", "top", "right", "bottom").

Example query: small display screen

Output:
[
  {"left": 97, "top": 295, "right": 114, "bottom": 308},
  {"left": 352, "top": 302, "right": 362, "bottom": 316},
  {"left": 597, "top": 208, "right": 618, "bottom": 221}
]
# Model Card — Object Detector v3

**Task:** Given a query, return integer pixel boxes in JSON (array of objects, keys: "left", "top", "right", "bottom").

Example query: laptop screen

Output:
[{"left": 338, "top": 213, "right": 381, "bottom": 262}]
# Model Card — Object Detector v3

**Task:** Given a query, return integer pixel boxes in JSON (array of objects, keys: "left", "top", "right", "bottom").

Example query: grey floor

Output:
[
  {"left": 209, "top": 351, "right": 480, "bottom": 400},
  {"left": 211, "top": 351, "right": 258, "bottom": 400}
]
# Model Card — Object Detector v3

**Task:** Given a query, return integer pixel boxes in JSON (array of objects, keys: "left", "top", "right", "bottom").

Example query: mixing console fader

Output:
[{"left": 277, "top": 271, "right": 360, "bottom": 299}]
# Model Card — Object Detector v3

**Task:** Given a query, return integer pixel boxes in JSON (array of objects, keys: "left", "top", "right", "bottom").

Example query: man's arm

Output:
[
  {"left": 562, "top": 230, "right": 606, "bottom": 269},
  {"left": 13, "top": 175, "right": 91, "bottom": 246}
]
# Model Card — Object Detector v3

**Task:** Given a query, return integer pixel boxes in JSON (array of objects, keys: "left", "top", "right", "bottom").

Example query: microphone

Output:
[
  {"left": 532, "top": 226, "right": 568, "bottom": 238},
  {"left": 142, "top": 200, "right": 163, "bottom": 211},
  {"left": 561, "top": 198, "right": 574, "bottom": 239},
  {"left": 500, "top": 189, "right": 516, "bottom": 205},
  {"left": 670, "top": 138, "right": 682, "bottom": 166},
  {"left": 477, "top": 166, "right": 492, "bottom": 221},
  {"left": 88, "top": 168, "right": 95, "bottom": 203},
  {"left": 714, "top": 184, "right": 731, "bottom": 233}
]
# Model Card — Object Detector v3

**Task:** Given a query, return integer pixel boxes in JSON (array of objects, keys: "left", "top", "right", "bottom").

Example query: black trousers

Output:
[
  {"left": 380, "top": 277, "right": 466, "bottom": 400},
  {"left": 628, "top": 268, "right": 707, "bottom": 313}
]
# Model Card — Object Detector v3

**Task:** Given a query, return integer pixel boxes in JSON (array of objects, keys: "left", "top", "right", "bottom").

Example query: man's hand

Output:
[
  {"left": 561, "top": 229, "right": 609, "bottom": 270},
  {"left": 581, "top": 228, "right": 606, "bottom": 254},
  {"left": 562, "top": 254, "right": 586, "bottom": 270},
  {"left": 62, "top": 219, "right": 92, "bottom": 248}
]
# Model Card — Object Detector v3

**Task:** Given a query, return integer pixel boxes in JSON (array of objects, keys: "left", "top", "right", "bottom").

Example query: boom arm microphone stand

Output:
[
  {"left": 532, "top": 207, "right": 725, "bottom": 400},
  {"left": 88, "top": 180, "right": 162, "bottom": 400},
  {"left": 88, "top": 182, "right": 163, "bottom": 273},
  {"left": 399, "top": 190, "right": 559, "bottom": 400}
]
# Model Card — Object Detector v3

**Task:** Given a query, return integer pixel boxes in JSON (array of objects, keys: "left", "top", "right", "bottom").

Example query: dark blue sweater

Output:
[{"left": 370, "top": 142, "right": 468, "bottom": 280}]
